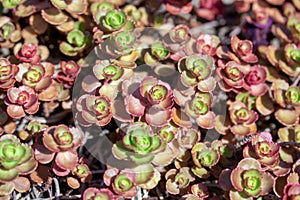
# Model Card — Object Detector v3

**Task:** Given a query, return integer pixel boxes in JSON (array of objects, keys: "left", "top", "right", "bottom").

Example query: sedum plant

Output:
[{"left": 0, "top": 0, "right": 300, "bottom": 199}]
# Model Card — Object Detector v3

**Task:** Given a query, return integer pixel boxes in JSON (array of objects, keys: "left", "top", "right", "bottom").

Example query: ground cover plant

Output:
[{"left": 0, "top": 0, "right": 299, "bottom": 199}]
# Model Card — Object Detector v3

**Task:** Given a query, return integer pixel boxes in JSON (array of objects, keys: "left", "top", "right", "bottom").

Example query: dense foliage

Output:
[{"left": 0, "top": 0, "right": 299, "bottom": 199}]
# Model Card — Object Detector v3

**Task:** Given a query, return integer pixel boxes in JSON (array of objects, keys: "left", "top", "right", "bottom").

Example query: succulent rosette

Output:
[
  {"left": 76, "top": 94, "right": 113, "bottom": 127},
  {"left": 5, "top": 86, "right": 40, "bottom": 119},
  {"left": 164, "top": 25, "right": 191, "bottom": 52},
  {"left": 183, "top": 183, "right": 209, "bottom": 199},
  {"left": 165, "top": 167, "right": 195, "bottom": 195},
  {"left": 0, "top": 134, "right": 37, "bottom": 183},
  {"left": 287, "top": 13, "right": 300, "bottom": 43},
  {"left": 184, "top": 92, "right": 211, "bottom": 118},
  {"left": 71, "top": 162, "right": 92, "bottom": 183},
  {"left": 0, "top": 58, "right": 18, "bottom": 89},
  {"left": 229, "top": 101, "right": 258, "bottom": 136},
  {"left": 196, "top": 34, "right": 220, "bottom": 56},
  {"left": 217, "top": 61, "right": 245, "bottom": 92},
  {"left": 139, "top": 76, "right": 173, "bottom": 126},
  {"left": 272, "top": 80, "right": 300, "bottom": 108},
  {"left": 157, "top": 123, "right": 178, "bottom": 144},
  {"left": 191, "top": 142, "right": 220, "bottom": 177},
  {"left": 0, "top": 16, "right": 21, "bottom": 48},
  {"left": 230, "top": 158, "right": 274, "bottom": 199},
  {"left": 280, "top": 43, "right": 300, "bottom": 77},
  {"left": 123, "top": 5, "right": 148, "bottom": 28},
  {"left": 144, "top": 41, "right": 170, "bottom": 66},
  {"left": 163, "top": 0, "right": 193, "bottom": 15},
  {"left": 263, "top": 44, "right": 300, "bottom": 78},
  {"left": 110, "top": 30, "right": 137, "bottom": 57},
  {"left": 99, "top": 10, "right": 134, "bottom": 33},
  {"left": 218, "top": 147, "right": 236, "bottom": 170},
  {"left": 83, "top": 188, "right": 116, "bottom": 200},
  {"left": 230, "top": 36, "right": 258, "bottom": 64},
  {"left": 91, "top": 1, "right": 115, "bottom": 24},
  {"left": 15, "top": 43, "right": 41, "bottom": 64},
  {"left": 176, "top": 127, "right": 200, "bottom": 152},
  {"left": 140, "top": 76, "right": 173, "bottom": 108},
  {"left": 59, "top": 29, "right": 88, "bottom": 57},
  {"left": 243, "top": 65, "right": 268, "bottom": 96},
  {"left": 283, "top": 183, "right": 300, "bottom": 200},
  {"left": 103, "top": 168, "right": 137, "bottom": 198},
  {"left": 285, "top": 86, "right": 300, "bottom": 107},
  {"left": 42, "top": 125, "right": 84, "bottom": 171},
  {"left": 20, "top": 64, "right": 53, "bottom": 92},
  {"left": 93, "top": 60, "right": 124, "bottom": 82},
  {"left": 56, "top": 61, "right": 81, "bottom": 88},
  {"left": 112, "top": 122, "right": 166, "bottom": 164},
  {"left": 178, "top": 54, "right": 215, "bottom": 91},
  {"left": 243, "top": 132, "right": 280, "bottom": 167}
]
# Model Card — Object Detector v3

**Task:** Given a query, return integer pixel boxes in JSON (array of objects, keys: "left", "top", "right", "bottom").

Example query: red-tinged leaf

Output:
[
  {"left": 55, "top": 151, "right": 78, "bottom": 170},
  {"left": 67, "top": 177, "right": 80, "bottom": 189},
  {"left": 13, "top": 177, "right": 30, "bottom": 193},
  {"left": 196, "top": 111, "right": 216, "bottom": 129},
  {"left": 256, "top": 93, "right": 274, "bottom": 116},
  {"left": 171, "top": 107, "right": 192, "bottom": 128},
  {"left": 145, "top": 106, "right": 171, "bottom": 127},
  {"left": 34, "top": 144, "right": 55, "bottom": 164},
  {"left": 7, "top": 105, "right": 25, "bottom": 119},
  {"left": 52, "top": 163, "right": 70, "bottom": 176},
  {"left": 275, "top": 109, "right": 299, "bottom": 126}
]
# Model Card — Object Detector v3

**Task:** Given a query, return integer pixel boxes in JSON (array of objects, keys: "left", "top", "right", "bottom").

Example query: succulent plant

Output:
[
  {"left": 178, "top": 54, "right": 215, "bottom": 92},
  {"left": 0, "top": 0, "right": 299, "bottom": 199},
  {"left": 59, "top": 28, "right": 89, "bottom": 56},
  {"left": 183, "top": 183, "right": 209, "bottom": 199},
  {"left": 0, "top": 16, "right": 21, "bottom": 48},
  {"left": 283, "top": 183, "right": 300, "bottom": 200},
  {"left": 15, "top": 43, "right": 41, "bottom": 64},
  {"left": 217, "top": 61, "right": 245, "bottom": 92},
  {"left": 5, "top": 86, "right": 40, "bottom": 119},
  {"left": 0, "top": 58, "right": 18, "bottom": 89},
  {"left": 99, "top": 10, "right": 134, "bottom": 33},
  {"left": 41, "top": 125, "right": 84, "bottom": 171},
  {"left": 164, "top": 25, "right": 191, "bottom": 52},
  {"left": 230, "top": 36, "right": 258, "bottom": 64},
  {"left": 228, "top": 101, "right": 258, "bottom": 136},
  {"left": 243, "top": 65, "right": 268, "bottom": 97},
  {"left": 191, "top": 142, "right": 220, "bottom": 178},
  {"left": 196, "top": 34, "right": 220, "bottom": 56},
  {"left": 230, "top": 158, "right": 274, "bottom": 199},
  {"left": 56, "top": 61, "right": 81, "bottom": 88},
  {"left": 0, "top": 134, "right": 37, "bottom": 183},
  {"left": 144, "top": 42, "right": 170, "bottom": 66},
  {"left": 76, "top": 94, "right": 113, "bottom": 127},
  {"left": 112, "top": 122, "right": 167, "bottom": 164},
  {"left": 243, "top": 132, "right": 280, "bottom": 167},
  {"left": 165, "top": 167, "right": 195, "bottom": 195},
  {"left": 19, "top": 63, "right": 53, "bottom": 92}
]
